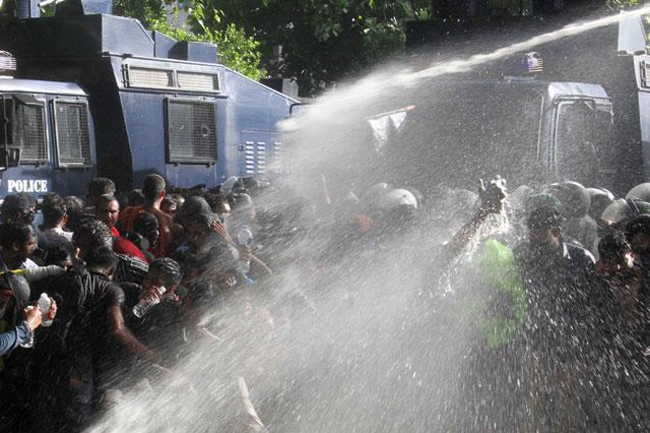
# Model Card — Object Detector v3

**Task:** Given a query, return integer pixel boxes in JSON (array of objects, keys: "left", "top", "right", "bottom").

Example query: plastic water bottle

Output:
[
  {"left": 132, "top": 286, "right": 166, "bottom": 319},
  {"left": 38, "top": 293, "right": 53, "bottom": 327},
  {"left": 236, "top": 226, "right": 253, "bottom": 277}
]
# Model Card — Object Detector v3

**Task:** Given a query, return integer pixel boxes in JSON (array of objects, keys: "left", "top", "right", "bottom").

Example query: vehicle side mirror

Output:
[{"left": 0, "top": 147, "right": 20, "bottom": 172}]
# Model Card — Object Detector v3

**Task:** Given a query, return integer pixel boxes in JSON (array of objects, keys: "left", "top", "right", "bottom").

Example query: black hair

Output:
[
  {"left": 148, "top": 257, "right": 182, "bottom": 287},
  {"left": 205, "top": 191, "right": 228, "bottom": 214},
  {"left": 626, "top": 214, "right": 650, "bottom": 239},
  {"left": 97, "top": 194, "right": 119, "bottom": 209},
  {"left": 88, "top": 177, "right": 116, "bottom": 197},
  {"left": 41, "top": 194, "right": 67, "bottom": 227},
  {"left": 85, "top": 246, "right": 118, "bottom": 272},
  {"left": 44, "top": 245, "right": 72, "bottom": 266},
  {"left": 134, "top": 212, "right": 159, "bottom": 233},
  {"left": 598, "top": 232, "right": 632, "bottom": 260},
  {"left": 142, "top": 174, "right": 166, "bottom": 203},
  {"left": 0, "top": 223, "right": 35, "bottom": 248},
  {"left": 72, "top": 219, "right": 113, "bottom": 251},
  {"left": 127, "top": 189, "right": 145, "bottom": 207},
  {"left": 63, "top": 195, "right": 89, "bottom": 233}
]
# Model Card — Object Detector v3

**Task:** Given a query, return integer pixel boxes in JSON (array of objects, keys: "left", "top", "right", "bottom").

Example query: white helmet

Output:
[{"left": 379, "top": 188, "right": 418, "bottom": 210}]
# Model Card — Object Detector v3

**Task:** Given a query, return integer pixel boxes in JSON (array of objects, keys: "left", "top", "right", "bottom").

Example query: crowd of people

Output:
[{"left": 2, "top": 171, "right": 650, "bottom": 432}]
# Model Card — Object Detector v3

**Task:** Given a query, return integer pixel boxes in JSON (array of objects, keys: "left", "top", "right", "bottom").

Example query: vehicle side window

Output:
[
  {"left": 15, "top": 101, "right": 47, "bottom": 163},
  {"left": 54, "top": 101, "right": 92, "bottom": 166},
  {"left": 165, "top": 99, "right": 217, "bottom": 164}
]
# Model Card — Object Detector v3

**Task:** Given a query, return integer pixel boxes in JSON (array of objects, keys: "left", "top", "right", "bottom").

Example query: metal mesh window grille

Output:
[
  {"left": 15, "top": 103, "right": 47, "bottom": 163},
  {"left": 167, "top": 100, "right": 216, "bottom": 163},
  {"left": 177, "top": 72, "right": 219, "bottom": 92},
  {"left": 55, "top": 103, "right": 91, "bottom": 166},
  {"left": 127, "top": 67, "right": 174, "bottom": 90}
]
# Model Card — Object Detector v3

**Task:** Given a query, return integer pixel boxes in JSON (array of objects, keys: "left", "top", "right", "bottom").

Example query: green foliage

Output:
[
  {"left": 113, "top": 0, "right": 167, "bottom": 25},
  {"left": 197, "top": 0, "right": 431, "bottom": 95},
  {"left": 113, "top": 0, "right": 264, "bottom": 80}
]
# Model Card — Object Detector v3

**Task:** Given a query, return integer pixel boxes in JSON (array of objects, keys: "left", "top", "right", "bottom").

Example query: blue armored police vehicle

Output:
[{"left": 0, "top": 0, "right": 296, "bottom": 197}]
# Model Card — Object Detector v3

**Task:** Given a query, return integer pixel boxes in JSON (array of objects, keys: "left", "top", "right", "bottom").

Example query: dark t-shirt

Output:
[
  {"left": 514, "top": 241, "right": 597, "bottom": 360},
  {"left": 46, "top": 268, "right": 125, "bottom": 381}
]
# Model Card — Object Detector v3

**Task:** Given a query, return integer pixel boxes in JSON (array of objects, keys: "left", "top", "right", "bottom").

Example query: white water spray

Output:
[
  {"left": 293, "top": 6, "right": 650, "bottom": 119},
  {"left": 89, "top": 8, "right": 650, "bottom": 433}
]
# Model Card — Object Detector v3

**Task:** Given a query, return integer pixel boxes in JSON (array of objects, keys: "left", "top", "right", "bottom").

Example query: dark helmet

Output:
[
  {"left": 543, "top": 181, "right": 590, "bottom": 220},
  {"left": 525, "top": 193, "right": 562, "bottom": 217},
  {"left": 585, "top": 187, "right": 614, "bottom": 221},
  {"left": 601, "top": 198, "right": 650, "bottom": 226},
  {"left": 626, "top": 183, "right": 650, "bottom": 202}
]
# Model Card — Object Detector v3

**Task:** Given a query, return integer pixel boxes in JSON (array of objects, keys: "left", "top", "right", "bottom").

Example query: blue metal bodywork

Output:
[
  {"left": 0, "top": 79, "right": 97, "bottom": 197},
  {"left": 0, "top": 11, "right": 296, "bottom": 195}
]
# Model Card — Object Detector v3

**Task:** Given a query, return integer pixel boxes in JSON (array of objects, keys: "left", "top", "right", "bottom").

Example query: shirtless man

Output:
[{"left": 119, "top": 174, "right": 181, "bottom": 257}]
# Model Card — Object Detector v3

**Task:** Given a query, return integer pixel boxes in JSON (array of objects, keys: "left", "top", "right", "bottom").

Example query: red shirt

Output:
[{"left": 113, "top": 236, "right": 148, "bottom": 263}]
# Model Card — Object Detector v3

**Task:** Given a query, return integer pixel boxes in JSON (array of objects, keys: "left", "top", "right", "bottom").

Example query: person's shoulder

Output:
[
  {"left": 151, "top": 207, "right": 173, "bottom": 224},
  {"left": 564, "top": 242, "right": 596, "bottom": 265}
]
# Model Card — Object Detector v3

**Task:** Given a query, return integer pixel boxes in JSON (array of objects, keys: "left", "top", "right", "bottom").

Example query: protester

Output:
[
  {"left": 97, "top": 194, "right": 149, "bottom": 262},
  {"left": 0, "top": 193, "right": 37, "bottom": 226},
  {"left": 38, "top": 194, "right": 73, "bottom": 253},
  {"left": 86, "top": 177, "right": 116, "bottom": 212},
  {"left": 119, "top": 174, "right": 180, "bottom": 258},
  {"left": 9, "top": 169, "right": 650, "bottom": 433}
]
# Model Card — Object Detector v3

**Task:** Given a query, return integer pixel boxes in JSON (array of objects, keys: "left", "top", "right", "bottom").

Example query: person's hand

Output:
[
  {"left": 478, "top": 176, "right": 507, "bottom": 215},
  {"left": 24, "top": 306, "right": 42, "bottom": 331},
  {"left": 46, "top": 299, "right": 57, "bottom": 322},
  {"left": 211, "top": 220, "right": 235, "bottom": 244}
]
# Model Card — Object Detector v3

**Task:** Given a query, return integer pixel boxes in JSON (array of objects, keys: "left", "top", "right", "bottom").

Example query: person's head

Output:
[
  {"left": 596, "top": 233, "right": 635, "bottom": 277},
  {"left": 142, "top": 258, "right": 181, "bottom": 296},
  {"left": 96, "top": 194, "right": 120, "bottom": 229},
  {"left": 72, "top": 219, "right": 113, "bottom": 260},
  {"left": 1, "top": 193, "right": 36, "bottom": 225},
  {"left": 171, "top": 193, "right": 185, "bottom": 208},
  {"left": 133, "top": 212, "right": 159, "bottom": 246},
  {"left": 527, "top": 206, "right": 563, "bottom": 250},
  {"left": 85, "top": 246, "right": 118, "bottom": 279},
  {"left": 176, "top": 196, "right": 216, "bottom": 241},
  {"left": 87, "top": 177, "right": 116, "bottom": 207},
  {"left": 0, "top": 223, "right": 37, "bottom": 265},
  {"left": 161, "top": 196, "right": 177, "bottom": 216},
  {"left": 206, "top": 192, "right": 231, "bottom": 221},
  {"left": 230, "top": 192, "right": 256, "bottom": 221},
  {"left": 44, "top": 245, "right": 73, "bottom": 269},
  {"left": 41, "top": 194, "right": 68, "bottom": 229},
  {"left": 127, "top": 189, "right": 145, "bottom": 207},
  {"left": 62, "top": 195, "right": 86, "bottom": 232},
  {"left": 142, "top": 174, "right": 166, "bottom": 204},
  {"left": 626, "top": 214, "right": 650, "bottom": 255}
]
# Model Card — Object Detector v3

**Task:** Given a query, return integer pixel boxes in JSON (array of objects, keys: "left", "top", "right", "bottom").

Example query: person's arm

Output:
[
  {"left": 23, "top": 265, "right": 66, "bottom": 282},
  {"left": 444, "top": 178, "right": 506, "bottom": 259},
  {"left": 107, "top": 305, "right": 160, "bottom": 364},
  {"left": 0, "top": 307, "right": 42, "bottom": 356}
]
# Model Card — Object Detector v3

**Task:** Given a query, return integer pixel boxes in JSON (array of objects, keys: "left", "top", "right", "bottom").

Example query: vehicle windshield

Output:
[{"left": 555, "top": 99, "right": 612, "bottom": 187}]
